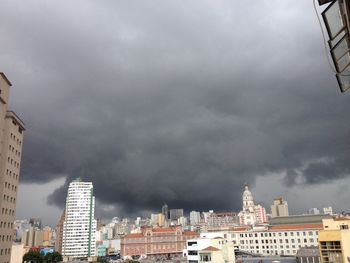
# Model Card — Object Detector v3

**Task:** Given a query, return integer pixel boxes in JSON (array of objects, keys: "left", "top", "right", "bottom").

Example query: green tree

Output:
[
  {"left": 22, "top": 250, "right": 43, "bottom": 263},
  {"left": 44, "top": 252, "right": 63, "bottom": 263}
]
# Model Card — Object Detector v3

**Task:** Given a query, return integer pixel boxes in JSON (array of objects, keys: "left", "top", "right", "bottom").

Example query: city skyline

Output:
[
  {"left": 1, "top": 0, "right": 350, "bottom": 226},
  {"left": 16, "top": 179, "right": 340, "bottom": 227}
]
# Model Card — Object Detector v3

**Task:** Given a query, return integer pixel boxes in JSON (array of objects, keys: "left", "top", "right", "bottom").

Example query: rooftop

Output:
[
  {"left": 201, "top": 246, "right": 221, "bottom": 252},
  {"left": 0, "top": 72, "right": 12, "bottom": 86},
  {"left": 269, "top": 214, "right": 332, "bottom": 225}
]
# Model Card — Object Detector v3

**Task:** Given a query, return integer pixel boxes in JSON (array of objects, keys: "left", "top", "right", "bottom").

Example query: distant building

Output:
[
  {"left": 318, "top": 217, "right": 350, "bottom": 263},
  {"left": 162, "top": 204, "right": 169, "bottom": 220},
  {"left": 322, "top": 206, "right": 333, "bottom": 215},
  {"left": 308, "top": 208, "right": 320, "bottom": 215},
  {"left": 150, "top": 213, "right": 165, "bottom": 226},
  {"left": 29, "top": 218, "right": 42, "bottom": 229},
  {"left": 62, "top": 178, "right": 97, "bottom": 258},
  {"left": 21, "top": 227, "right": 43, "bottom": 247},
  {"left": 55, "top": 210, "right": 65, "bottom": 253},
  {"left": 190, "top": 211, "right": 201, "bottom": 225},
  {"left": 177, "top": 216, "right": 187, "bottom": 227},
  {"left": 14, "top": 220, "right": 31, "bottom": 243},
  {"left": 170, "top": 209, "right": 184, "bottom": 221},
  {"left": 120, "top": 226, "right": 198, "bottom": 259},
  {"left": 238, "top": 185, "right": 267, "bottom": 225},
  {"left": 271, "top": 197, "right": 289, "bottom": 217},
  {"left": 0, "top": 72, "right": 25, "bottom": 263},
  {"left": 206, "top": 211, "right": 238, "bottom": 229}
]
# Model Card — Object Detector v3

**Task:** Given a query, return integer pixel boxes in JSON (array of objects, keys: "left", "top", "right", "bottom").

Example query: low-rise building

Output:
[
  {"left": 296, "top": 246, "right": 321, "bottom": 263},
  {"left": 120, "top": 226, "right": 198, "bottom": 259},
  {"left": 186, "top": 235, "right": 235, "bottom": 263},
  {"left": 318, "top": 217, "right": 350, "bottom": 263}
]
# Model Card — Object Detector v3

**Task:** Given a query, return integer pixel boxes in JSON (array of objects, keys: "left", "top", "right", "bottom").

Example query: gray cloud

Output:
[{"left": 1, "top": 0, "right": 350, "bottom": 217}]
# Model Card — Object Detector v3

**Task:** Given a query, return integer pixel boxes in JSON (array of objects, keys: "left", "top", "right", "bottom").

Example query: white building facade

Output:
[
  {"left": 201, "top": 223, "right": 321, "bottom": 257},
  {"left": 62, "top": 179, "right": 97, "bottom": 258},
  {"left": 186, "top": 236, "right": 235, "bottom": 263}
]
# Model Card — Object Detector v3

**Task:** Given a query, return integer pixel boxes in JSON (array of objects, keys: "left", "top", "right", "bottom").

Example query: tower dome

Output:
[{"left": 242, "top": 184, "right": 255, "bottom": 212}]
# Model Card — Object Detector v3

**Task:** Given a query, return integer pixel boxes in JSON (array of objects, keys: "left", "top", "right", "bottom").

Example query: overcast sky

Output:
[{"left": 1, "top": 0, "right": 350, "bottom": 226}]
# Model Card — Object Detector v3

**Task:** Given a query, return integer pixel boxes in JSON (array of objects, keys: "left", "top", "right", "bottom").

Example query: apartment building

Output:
[
  {"left": 62, "top": 179, "right": 97, "bottom": 258},
  {"left": 0, "top": 73, "right": 25, "bottom": 263}
]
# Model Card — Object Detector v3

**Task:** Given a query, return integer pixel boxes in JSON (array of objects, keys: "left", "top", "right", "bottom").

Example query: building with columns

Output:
[
  {"left": 238, "top": 185, "right": 267, "bottom": 225},
  {"left": 0, "top": 73, "right": 25, "bottom": 263},
  {"left": 121, "top": 226, "right": 198, "bottom": 259}
]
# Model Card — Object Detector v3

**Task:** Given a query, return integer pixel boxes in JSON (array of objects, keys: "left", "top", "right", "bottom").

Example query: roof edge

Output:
[
  {"left": 6, "top": 111, "right": 25, "bottom": 130},
  {"left": 0, "top": 72, "right": 12, "bottom": 86}
]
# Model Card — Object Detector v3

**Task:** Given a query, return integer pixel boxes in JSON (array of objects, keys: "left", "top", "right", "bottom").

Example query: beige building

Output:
[
  {"left": 319, "top": 217, "right": 350, "bottom": 263},
  {"left": 21, "top": 227, "right": 43, "bottom": 247},
  {"left": 0, "top": 73, "right": 25, "bottom": 263},
  {"left": 9, "top": 244, "right": 28, "bottom": 263},
  {"left": 271, "top": 197, "right": 289, "bottom": 217}
]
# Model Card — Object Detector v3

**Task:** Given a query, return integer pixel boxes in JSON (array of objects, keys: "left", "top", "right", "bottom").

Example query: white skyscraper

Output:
[{"left": 62, "top": 178, "right": 97, "bottom": 258}]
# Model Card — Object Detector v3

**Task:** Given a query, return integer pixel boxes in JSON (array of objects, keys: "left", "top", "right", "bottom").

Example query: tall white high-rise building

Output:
[{"left": 62, "top": 178, "right": 96, "bottom": 258}]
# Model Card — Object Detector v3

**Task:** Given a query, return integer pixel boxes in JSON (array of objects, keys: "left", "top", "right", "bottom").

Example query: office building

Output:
[
  {"left": 62, "top": 178, "right": 97, "bottom": 258},
  {"left": 271, "top": 197, "right": 289, "bottom": 217},
  {"left": 0, "top": 72, "right": 25, "bottom": 263},
  {"left": 318, "top": 217, "right": 350, "bottom": 263}
]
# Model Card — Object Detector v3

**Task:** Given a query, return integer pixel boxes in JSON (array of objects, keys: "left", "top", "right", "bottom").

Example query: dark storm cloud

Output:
[{"left": 1, "top": 0, "right": 350, "bottom": 216}]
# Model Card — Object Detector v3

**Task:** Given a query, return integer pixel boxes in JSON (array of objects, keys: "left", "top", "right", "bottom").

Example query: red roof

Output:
[
  {"left": 183, "top": 231, "right": 198, "bottom": 236},
  {"left": 268, "top": 223, "right": 322, "bottom": 231},
  {"left": 124, "top": 233, "right": 143, "bottom": 238},
  {"left": 233, "top": 227, "right": 249, "bottom": 231},
  {"left": 152, "top": 227, "right": 178, "bottom": 233},
  {"left": 201, "top": 246, "right": 221, "bottom": 251}
]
